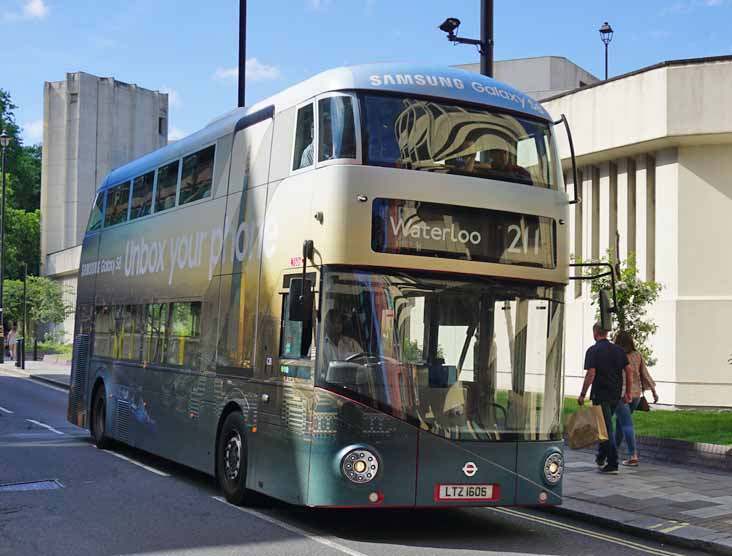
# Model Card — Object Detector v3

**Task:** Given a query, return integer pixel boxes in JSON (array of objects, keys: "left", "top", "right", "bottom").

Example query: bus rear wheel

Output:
[
  {"left": 217, "top": 412, "right": 250, "bottom": 505},
  {"left": 91, "top": 387, "right": 111, "bottom": 449}
]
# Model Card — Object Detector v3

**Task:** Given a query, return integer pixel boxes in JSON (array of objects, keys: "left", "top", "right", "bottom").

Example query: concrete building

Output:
[
  {"left": 541, "top": 55, "right": 732, "bottom": 408},
  {"left": 41, "top": 72, "right": 168, "bottom": 340},
  {"left": 455, "top": 56, "right": 600, "bottom": 100}
]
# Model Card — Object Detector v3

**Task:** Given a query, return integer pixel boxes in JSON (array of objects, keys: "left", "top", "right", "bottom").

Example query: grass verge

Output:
[{"left": 563, "top": 398, "right": 732, "bottom": 446}]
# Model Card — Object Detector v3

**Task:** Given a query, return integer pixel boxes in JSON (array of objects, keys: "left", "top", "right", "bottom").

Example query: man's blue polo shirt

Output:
[{"left": 584, "top": 339, "right": 628, "bottom": 403}]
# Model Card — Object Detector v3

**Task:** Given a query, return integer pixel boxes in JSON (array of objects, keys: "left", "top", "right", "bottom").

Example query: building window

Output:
[
  {"left": 158, "top": 117, "right": 166, "bottom": 135},
  {"left": 155, "top": 160, "right": 180, "bottom": 213},
  {"left": 104, "top": 182, "right": 131, "bottom": 227},
  {"left": 646, "top": 156, "right": 656, "bottom": 281},
  {"left": 130, "top": 171, "right": 155, "bottom": 220},
  {"left": 627, "top": 157, "right": 636, "bottom": 258},
  {"left": 87, "top": 192, "right": 105, "bottom": 232},
  {"left": 318, "top": 96, "right": 356, "bottom": 162},
  {"left": 179, "top": 145, "right": 215, "bottom": 205},
  {"left": 574, "top": 170, "right": 583, "bottom": 299},
  {"left": 591, "top": 167, "right": 600, "bottom": 261},
  {"left": 293, "top": 103, "right": 315, "bottom": 170}
]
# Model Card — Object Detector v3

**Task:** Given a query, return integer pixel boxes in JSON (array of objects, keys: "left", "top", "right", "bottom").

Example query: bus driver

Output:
[{"left": 322, "top": 309, "right": 364, "bottom": 367}]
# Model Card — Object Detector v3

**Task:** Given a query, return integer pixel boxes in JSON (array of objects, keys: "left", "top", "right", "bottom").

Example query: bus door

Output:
[{"left": 251, "top": 272, "right": 316, "bottom": 504}]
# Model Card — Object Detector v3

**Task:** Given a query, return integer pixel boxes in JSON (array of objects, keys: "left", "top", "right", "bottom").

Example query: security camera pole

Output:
[
  {"left": 480, "top": 0, "right": 493, "bottom": 77},
  {"left": 438, "top": 0, "right": 494, "bottom": 77},
  {"left": 238, "top": 0, "right": 246, "bottom": 107}
]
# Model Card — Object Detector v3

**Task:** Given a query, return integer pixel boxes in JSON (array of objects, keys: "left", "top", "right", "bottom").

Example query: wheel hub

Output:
[{"left": 224, "top": 432, "right": 242, "bottom": 481}]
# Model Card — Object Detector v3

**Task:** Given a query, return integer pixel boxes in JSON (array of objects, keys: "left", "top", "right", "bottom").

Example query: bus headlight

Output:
[
  {"left": 543, "top": 452, "right": 563, "bottom": 485},
  {"left": 341, "top": 449, "right": 379, "bottom": 484}
]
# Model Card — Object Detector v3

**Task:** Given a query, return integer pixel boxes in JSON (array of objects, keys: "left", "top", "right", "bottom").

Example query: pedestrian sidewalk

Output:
[
  {"left": 0, "top": 360, "right": 71, "bottom": 388},
  {"left": 555, "top": 446, "right": 732, "bottom": 554}
]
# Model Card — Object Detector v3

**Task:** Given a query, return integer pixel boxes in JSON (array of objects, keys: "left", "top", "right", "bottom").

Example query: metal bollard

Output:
[
  {"left": 14, "top": 338, "right": 25, "bottom": 369},
  {"left": 14, "top": 338, "right": 21, "bottom": 368}
]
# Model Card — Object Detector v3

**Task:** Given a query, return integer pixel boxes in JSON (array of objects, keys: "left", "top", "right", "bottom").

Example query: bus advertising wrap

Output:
[{"left": 372, "top": 198, "right": 556, "bottom": 269}]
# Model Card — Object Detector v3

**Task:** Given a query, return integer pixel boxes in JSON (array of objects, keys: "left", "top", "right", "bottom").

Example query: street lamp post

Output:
[
  {"left": 0, "top": 130, "right": 11, "bottom": 364},
  {"left": 238, "top": 0, "right": 246, "bottom": 107},
  {"left": 599, "top": 21, "right": 614, "bottom": 80}
]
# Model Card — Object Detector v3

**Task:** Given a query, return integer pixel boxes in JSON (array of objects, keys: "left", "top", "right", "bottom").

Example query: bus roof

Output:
[
  {"left": 249, "top": 63, "right": 550, "bottom": 120},
  {"left": 99, "top": 63, "right": 549, "bottom": 192}
]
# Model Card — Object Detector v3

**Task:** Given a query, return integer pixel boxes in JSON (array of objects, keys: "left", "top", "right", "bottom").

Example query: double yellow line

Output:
[{"left": 488, "top": 506, "right": 687, "bottom": 556}]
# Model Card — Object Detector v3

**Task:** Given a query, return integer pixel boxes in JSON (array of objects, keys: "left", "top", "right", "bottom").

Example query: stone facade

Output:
[{"left": 40, "top": 72, "right": 167, "bottom": 340}]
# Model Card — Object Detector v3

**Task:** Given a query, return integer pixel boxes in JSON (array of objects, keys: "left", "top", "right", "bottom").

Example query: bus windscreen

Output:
[
  {"left": 316, "top": 269, "right": 564, "bottom": 442},
  {"left": 362, "top": 94, "right": 558, "bottom": 189}
]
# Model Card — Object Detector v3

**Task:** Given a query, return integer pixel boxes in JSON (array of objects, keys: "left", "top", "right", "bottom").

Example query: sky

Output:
[{"left": 2, "top": 0, "right": 732, "bottom": 146}]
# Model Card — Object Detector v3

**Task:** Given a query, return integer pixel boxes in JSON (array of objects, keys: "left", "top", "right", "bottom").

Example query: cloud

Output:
[
  {"left": 3, "top": 0, "right": 49, "bottom": 21},
  {"left": 23, "top": 0, "right": 48, "bottom": 18},
  {"left": 212, "top": 58, "right": 281, "bottom": 83},
  {"left": 23, "top": 119, "right": 43, "bottom": 144},
  {"left": 168, "top": 126, "right": 187, "bottom": 141},
  {"left": 160, "top": 86, "right": 182, "bottom": 108}
]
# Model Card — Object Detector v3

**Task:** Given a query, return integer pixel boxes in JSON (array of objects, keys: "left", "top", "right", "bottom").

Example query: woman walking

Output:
[{"left": 613, "top": 331, "right": 659, "bottom": 466}]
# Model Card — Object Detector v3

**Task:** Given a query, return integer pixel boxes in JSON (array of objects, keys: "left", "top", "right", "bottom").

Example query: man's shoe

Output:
[
  {"left": 598, "top": 465, "right": 619, "bottom": 474},
  {"left": 595, "top": 456, "right": 606, "bottom": 467}
]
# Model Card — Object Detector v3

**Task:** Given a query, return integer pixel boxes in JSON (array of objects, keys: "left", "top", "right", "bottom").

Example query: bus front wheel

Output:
[
  {"left": 217, "top": 412, "right": 250, "bottom": 505},
  {"left": 91, "top": 387, "right": 111, "bottom": 449}
]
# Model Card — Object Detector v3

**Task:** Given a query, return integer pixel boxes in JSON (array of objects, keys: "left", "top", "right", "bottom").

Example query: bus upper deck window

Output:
[
  {"left": 87, "top": 192, "right": 105, "bottom": 232},
  {"left": 156, "top": 160, "right": 180, "bottom": 213},
  {"left": 130, "top": 171, "right": 155, "bottom": 220},
  {"left": 293, "top": 104, "right": 315, "bottom": 170},
  {"left": 104, "top": 181, "right": 131, "bottom": 227},
  {"left": 318, "top": 96, "right": 356, "bottom": 162},
  {"left": 180, "top": 145, "right": 215, "bottom": 205}
]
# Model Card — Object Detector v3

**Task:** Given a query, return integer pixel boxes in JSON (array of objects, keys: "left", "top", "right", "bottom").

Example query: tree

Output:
[
  {"left": 586, "top": 253, "right": 663, "bottom": 366},
  {"left": 3, "top": 276, "right": 72, "bottom": 341},
  {"left": 2, "top": 89, "right": 43, "bottom": 211},
  {"left": 3, "top": 208, "right": 40, "bottom": 279}
]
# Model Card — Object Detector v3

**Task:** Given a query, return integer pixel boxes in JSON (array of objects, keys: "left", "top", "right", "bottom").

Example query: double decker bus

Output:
[{"left": 68, "top": 64, "right": 572, "bottom": 508}]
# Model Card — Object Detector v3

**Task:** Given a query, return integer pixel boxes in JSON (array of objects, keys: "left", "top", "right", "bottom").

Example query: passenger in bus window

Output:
[
  {"left": 488, "top": 149, "right": 531, "bottom": 181},
  {"left": 300, "top": 126, "right": 314, "bottom": 168},
  {"left": 322, "top": 309, "right": 363, "bottom": 367}
]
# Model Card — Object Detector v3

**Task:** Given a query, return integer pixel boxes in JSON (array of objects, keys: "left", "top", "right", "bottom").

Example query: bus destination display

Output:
[{"left": 372, "top": 198, "right": 556, "bottom": 269}]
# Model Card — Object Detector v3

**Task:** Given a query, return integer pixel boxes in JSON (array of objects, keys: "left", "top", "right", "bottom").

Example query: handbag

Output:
[{"left": 637, "top": 370, "right": 651, "bottom": 412}]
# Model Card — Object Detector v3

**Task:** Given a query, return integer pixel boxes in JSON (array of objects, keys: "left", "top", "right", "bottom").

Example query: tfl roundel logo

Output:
[{"left": 462, "top": 462, "right": 478, "bottom": 477}]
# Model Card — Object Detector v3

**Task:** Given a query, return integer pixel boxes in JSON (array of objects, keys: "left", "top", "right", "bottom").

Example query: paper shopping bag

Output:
[{"left": 565, "top": 405, "right": 609, "bottom": 449}]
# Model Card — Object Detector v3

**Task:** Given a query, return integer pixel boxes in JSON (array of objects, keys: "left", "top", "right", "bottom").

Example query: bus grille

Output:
[
  {"left": 116, "top": 400, "right": 131, "bottom": 443},
  {"left": 68, "top": 334, "right": 90, "bottom": 425}
]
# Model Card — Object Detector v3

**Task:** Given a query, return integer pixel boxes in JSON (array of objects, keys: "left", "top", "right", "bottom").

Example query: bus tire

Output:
[
  {"left": 217, "top": 412, "right": 250, "bottom": 505},
  {"left": 91, "top": 387, "right": 111, "bottom": 449}
]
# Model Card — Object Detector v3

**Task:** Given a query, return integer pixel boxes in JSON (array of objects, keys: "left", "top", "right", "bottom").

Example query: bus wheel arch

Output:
[
  {"left": 90, "top": 378, "right": 111, "bottom": 449},
  {"left": 215, "top": 405, "right": 251, "bottom": 505}
]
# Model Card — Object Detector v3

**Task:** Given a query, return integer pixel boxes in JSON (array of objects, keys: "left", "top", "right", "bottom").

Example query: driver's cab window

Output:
[
  {"left": 292, "top": 103, "right": 315, "bottom": 171},
  {"left": 318, "top": 96, "right": 356, "bottom": 162}
]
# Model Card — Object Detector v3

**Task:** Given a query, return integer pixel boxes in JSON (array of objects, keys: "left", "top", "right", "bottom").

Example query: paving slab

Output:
[{"left": 550, "top": 447, "right": 732, "bottom": 554}]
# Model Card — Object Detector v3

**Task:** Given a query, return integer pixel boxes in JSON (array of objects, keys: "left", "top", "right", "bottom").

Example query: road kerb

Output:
[{"left": 543, "top": 499, "right": 732, "bottom": 556}]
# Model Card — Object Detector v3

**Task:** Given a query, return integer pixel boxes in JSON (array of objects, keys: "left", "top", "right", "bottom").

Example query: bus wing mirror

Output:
[
  {"left": 554, "top": 114, "right": 581, "bottom": 205},
  {"left": 288, "top": 277, "right": 313, "bottom": 322},
  {"left": 599, "top": 288, "right": 614, "bottom": 332}
]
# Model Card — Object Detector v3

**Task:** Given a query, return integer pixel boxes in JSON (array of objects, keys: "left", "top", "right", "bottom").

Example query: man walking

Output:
[{"left": 578, "top": 323, "right": 632, "bottom": 474}]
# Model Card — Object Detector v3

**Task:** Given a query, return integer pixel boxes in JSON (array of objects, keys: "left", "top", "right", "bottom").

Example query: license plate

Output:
[{"left": 435, "top": 484, "right": 497, "bottom": 501}]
